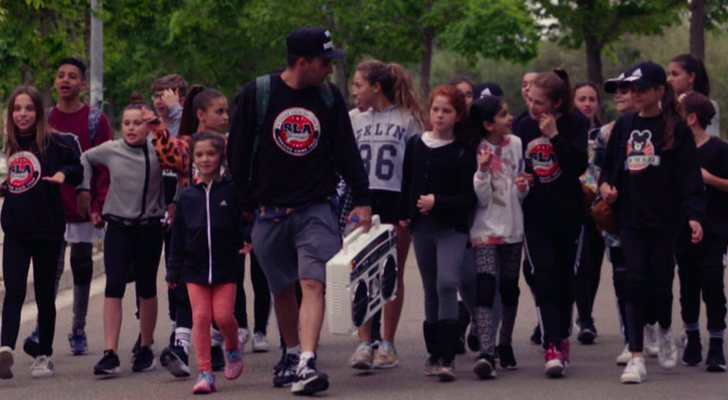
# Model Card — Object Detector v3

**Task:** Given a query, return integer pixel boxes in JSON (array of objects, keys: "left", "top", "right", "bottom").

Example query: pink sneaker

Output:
[
  {"left": 223, "top": 347, "right": 244, "bottom": 380},
  {"left": 543, "top": 343, "right": 565, "bottom": 378},
  {"left": 192, "top": 371, "right": 216, "bottom": 394},
  {"left": 560, "top": 338, "right": 570, "bottom": 366}
]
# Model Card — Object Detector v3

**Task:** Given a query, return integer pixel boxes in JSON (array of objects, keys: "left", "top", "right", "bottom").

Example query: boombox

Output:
[{"left": 326, "top": 215, "right": 398, "bottom": 335}]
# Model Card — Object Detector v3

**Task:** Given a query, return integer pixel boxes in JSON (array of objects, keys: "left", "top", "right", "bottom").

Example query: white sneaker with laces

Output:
[
  {"left": 644, "top": 324, "right": 659, "bottom": 357},
  {"left": 657, "top": 329, "right": 678, "bottom": 369},
  {"left": 620, "top": 356, "right": 646, "bottom": 384},
  {"left": 616, "top": 345, "right": 631, "bottom": 366},
  {"left": 252, "top": 331, "right": 270, "bottom": 353},
  {"left": 30, "top": 355, "right": 54, "bottom": 378},
  {"left": 238, "top": 328, "right": 251, "bottom": 348}
]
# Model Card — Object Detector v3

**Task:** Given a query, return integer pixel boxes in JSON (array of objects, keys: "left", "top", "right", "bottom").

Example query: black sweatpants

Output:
[
  {"left": 675, "top": 237, "right": 727, "bottom": 333},
  {"left": 620, "top": 227, "right": 676, "bottom": 353},
  {"left": 1, "top": 238, "right": 62, "bottom": 356},
  {"left": 524, "top": 224, "right": 581, "bottom": 349},
  {"left": 608, "top": 244, "right": 629, "bottom": 343},
  {"left": 574, "top": 217, "right": 605, "bottom": 326}
]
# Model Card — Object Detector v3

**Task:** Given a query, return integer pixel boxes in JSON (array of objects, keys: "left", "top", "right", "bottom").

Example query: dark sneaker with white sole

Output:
[
  {"left": 291, "top": 357, "right": 329, "bottom": 395},
  {"left": 273, "top": 352, "right": 299, "bottom": 388},
  {"left": 94, "top": 350, "right": 121, "bottom": 377},
  {"left": 132, "top": 346, "right": 156, "bottom": 372},
  {"left": 160, "top": 345, "right": 190, "bottom": 377},
  {"left": 706, "top": 338, "right": 726, "bottom": 372},
  {"left": 473, "top": 353, "right": 496, "bottom": 379}
]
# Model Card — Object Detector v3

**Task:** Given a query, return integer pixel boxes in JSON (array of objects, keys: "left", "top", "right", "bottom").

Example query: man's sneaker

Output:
[
  {"left": 657, "top": 329, "right": 678, "bottom": 369},
  {"left": 94, "top": 349, "right": 121, "bottom": 377},
  {"left": 560, "top": 338, "right": 570, "bottom": 366},
  {"left": 682, "top": 331, "right": 702, "bottom": 366},
  {"left": 68, "top": 329, "right": 88, "bottom": 355},
  {"left": 132, "top": 346, "right": 156, "bottom": 372},
  {"left": 543, "top": 343, "right": 565, "bottom": 378},
  {"left": 192, "top": 371, "right": 217, "bottom": 395},
  {"left": 620, "top": 356, "right": 646, "bottom": 384},
  {"left": 577, "top": 322, "right": 597, "bottom": 345},
  {"left": 0, "top": 346, "right": 14, "bottom": 379},
  {"left": 291, "top": 357, "right": 329, "bottom": 395},
  {"left": 473, "top": 353, "right": 496, "bottom": 379},
  {"left": 348, "top": 343, "right": 373, "bottom": 370},
  {"left": 252, "top": 331, "right": 270, "bottom": 353},
  {"left": 706, "top": 338, "right": 726, "bottom": 372},
  {"left": 616, "top": 345, "right": 631, "bottom": 366},
  {"left": 211, "top": 345, "right": 225, "bottom": 371},
  {"left": 437, "top": 359, "right": 456, "bottom": 382},
  {"left": 424, "top": 356, "right": 440, "bottom": 376},
  {"left": 530, "top": 325, "right": 542, "bottom": 345},
  {"left": 273, "top": 352, "right": 299, "bottom": 388},
  {"left": 23, "top": 329, "right": 40, "bottom": 358},
  {"left": 30, "top": 355, "right": 55, "bottom": 378},
  {"left": 644, "top": 324, "right": 659, "bottom": 357},
  {"left": 160, "top": 345, "right": 190, "bottom": 377},
  {"left": 373, "top": 342, "right": 399, "bottom": 369},
  {"left": 224, "top": 346, "right": 244, "bottom": 380},
  {"left": 497, "top": 344, "right": 518, "bottom": 370}
]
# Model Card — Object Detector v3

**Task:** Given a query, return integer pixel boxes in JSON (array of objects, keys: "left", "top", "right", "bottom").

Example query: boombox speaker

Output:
[{"left": 326, "top": 215, "right": 397, "bottom": 335}]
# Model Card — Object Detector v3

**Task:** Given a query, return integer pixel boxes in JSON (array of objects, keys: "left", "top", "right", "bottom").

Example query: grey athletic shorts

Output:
[{"left": 252, "top": 202, "right": 342, "bottom": 294}]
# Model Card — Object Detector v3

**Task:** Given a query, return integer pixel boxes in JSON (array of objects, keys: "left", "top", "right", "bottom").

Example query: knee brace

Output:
[
  {"left": 499, "top": 279, "right": 520, "bottom": 306},
  {"left": 475, "top": 272, "right": 497, "bottom": 307},
  {"left": 70, "top": 242, "right": 94, "bottom": 285}
]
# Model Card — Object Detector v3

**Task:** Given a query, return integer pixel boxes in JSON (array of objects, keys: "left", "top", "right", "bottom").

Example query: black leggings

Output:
[
  {"left": 104, "top": 222, "right": 163, "bottom": 299},
  {"left": 608, "top": 245, "right": 629, "bottom": 344},
  {"left": 574, "top": 217, "right": 605, "bottom": 326},
  {"left": 676, "top": 238, "right": 727, "bottom": 333},
  {"left": 620, "top": 228, "right": 676, "bottom": 352},
  {"left": 524, "top": 225, "right": 581, "bottom": 349},
  {"left": 1, "top": 238, "right": 62, "bottom": 356}
]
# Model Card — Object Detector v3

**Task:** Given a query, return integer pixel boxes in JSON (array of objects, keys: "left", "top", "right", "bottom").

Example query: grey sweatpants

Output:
[{"left": 411, "top": 217, "right": 469, "bottom": 322}]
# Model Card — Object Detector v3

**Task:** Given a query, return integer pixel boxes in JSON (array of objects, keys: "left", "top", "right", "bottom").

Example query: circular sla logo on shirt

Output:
[
  {"left": 525, "top": 137, "right": 562, "bottom": 183},
  {"left": 7, "top": 151, "right": 41, "bottom": 194},
  {"left": 272, "top": 107, "right": 321, "bottom": 156}
]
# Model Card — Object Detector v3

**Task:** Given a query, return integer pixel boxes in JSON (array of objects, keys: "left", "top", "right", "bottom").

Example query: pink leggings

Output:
[{"left": 187, "top": 282, "right": 239, "bottom": 371}]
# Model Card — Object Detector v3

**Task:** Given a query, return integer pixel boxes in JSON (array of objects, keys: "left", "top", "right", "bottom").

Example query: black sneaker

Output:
[
  {"left": 94, "top": 349, "right": 121, "bottom": 377},
  {"left": 577, "top": 321, "right": 597, "bottom": 345},
  {"left": 131, "top": 334, "right": 141, "bottom": 356},
  {"left": 273, "top": 352, "right": 299, "bottom": 388},
  {"left": 291, "top": 357, "right": 329, "bottom": 395},
  {"left": 497, "top": 344, "right": 518, "bottom": 370},
  {"left": 682, "top": 331, "right": 702, "bottom": 366},
  {"left": 473, "top": 353, "right": 496, "bottom": 379},
  {"left": 132, "top": 346, "right": 156, "bottom": 372},
  {"left": 160, "top": 345, "right": 190, "bottom": 377},
  {"left": 530, "top": 325, "right": 542, "bottom": 345},
  {"left": 23, "top": 329, "right": 40, "bottom": 358},
  {"left": 211, "top": 345, "right": 225, "bottom": 371},
  {"left": 706, "top": 338, "right": 725, "bottom": 372}
]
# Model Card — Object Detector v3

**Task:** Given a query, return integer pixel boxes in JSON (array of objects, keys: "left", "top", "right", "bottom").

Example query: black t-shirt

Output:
[
  {"left": 227, "top": 73, "right": 370, "bottom": 209},
  {"left": 600, "top": 112, "right": 705, "bottom": 230},
  {"left": 516, "top": 111, "right": 589, "bottom": 228},
  {"left": 695, "top": 137, "right": 728, "bottom": 240}
]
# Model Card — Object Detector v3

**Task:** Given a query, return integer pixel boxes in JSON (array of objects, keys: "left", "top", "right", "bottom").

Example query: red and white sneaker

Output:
[{"left": 544, "top": 343, "right": 565, "bottom": 378}]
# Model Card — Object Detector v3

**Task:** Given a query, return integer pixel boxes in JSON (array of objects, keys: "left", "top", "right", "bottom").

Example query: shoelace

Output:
[{"left": 226, "top": 349, "right": 242, "bottom": 362}]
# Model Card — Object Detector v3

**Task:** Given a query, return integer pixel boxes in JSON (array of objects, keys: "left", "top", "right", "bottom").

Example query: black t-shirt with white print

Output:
[{"left": 693, "top": 137, "right": 728, "bottom": 240}]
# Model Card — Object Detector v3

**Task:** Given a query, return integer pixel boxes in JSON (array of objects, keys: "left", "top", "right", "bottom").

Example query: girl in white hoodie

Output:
[{"left": 469, "top": 96, "right": 529, "bottom": 378}]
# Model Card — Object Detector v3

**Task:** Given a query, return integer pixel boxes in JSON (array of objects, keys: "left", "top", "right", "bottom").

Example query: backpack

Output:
[{"left": 47, "top": 106, "right": 102, "bottom": 147}]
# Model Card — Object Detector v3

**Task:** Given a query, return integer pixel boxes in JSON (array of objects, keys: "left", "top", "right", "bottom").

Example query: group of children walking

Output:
[{"left": 0, "top": 31, "right": 725, "bottom": 396}]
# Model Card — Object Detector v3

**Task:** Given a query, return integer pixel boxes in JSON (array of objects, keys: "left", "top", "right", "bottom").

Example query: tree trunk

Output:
[
  {"left": 690, "top": 0, "right": 706, "bottom": 61},
  {"left": 584, "top": 35, "right": 603, "bottom": 88},
  {"left": 420, "top": 25, "right": 434, "bottom": 99}
]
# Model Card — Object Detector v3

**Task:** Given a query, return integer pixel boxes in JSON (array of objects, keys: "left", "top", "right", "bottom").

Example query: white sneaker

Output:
[
  {"left": 616, "top": 345, "right": 631, "bottom": 366},
  {"left": 30, "top": 355, "right": 55, "bottom": 378},
  {"left": 644, "top": 324, "right": 659, "bottom": 357},
  {"left": 620, "top": 356, "right": 646, "bottom": 384},
  {"left": 0, "top": 346, "right": 14, "bottom": 379},
  {"left": 657, "top": 329, "right": 678, "bottom": 369},
  {"left": 238, "top": 328, "right": 251, "bottom": 348},
  {"left": 252, "top": 331, "right": 270, "bottom": 353}
]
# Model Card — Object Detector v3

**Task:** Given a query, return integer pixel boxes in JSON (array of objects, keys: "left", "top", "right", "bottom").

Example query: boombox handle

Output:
[{"left": 342, "top": 214, "right": 381, "bottom": 253}]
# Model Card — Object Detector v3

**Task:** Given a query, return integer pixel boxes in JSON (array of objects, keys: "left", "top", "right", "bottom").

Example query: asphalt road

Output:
[{"left": 1, "top": 250, "right": 727, "bottom": 400}]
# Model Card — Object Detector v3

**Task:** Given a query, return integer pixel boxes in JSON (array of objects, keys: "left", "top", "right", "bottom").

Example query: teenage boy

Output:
[
  {"left": 228, "top": 27, "right": 371, "bottom": 396},
  {"left": 24, "top": 57, "right": 112, "bottom": 356}
]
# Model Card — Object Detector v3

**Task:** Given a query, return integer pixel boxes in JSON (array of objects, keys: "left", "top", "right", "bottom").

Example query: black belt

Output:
[{"left": 104, "top": 215, "right": 162, "bottom": 227}]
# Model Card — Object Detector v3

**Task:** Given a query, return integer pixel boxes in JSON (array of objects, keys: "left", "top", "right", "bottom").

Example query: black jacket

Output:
[
  {"left": 1, "top": 132, "right": 83, "bottom": 240},
  {"left": 167, "top": 179, "right": 245, "bottom": 285}
]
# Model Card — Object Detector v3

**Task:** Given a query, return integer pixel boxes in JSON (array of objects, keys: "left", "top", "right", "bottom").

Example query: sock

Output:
[
  {"left": 709, "top": 330, "right": 724, "bottom": 340},
  {"left": 211, "top": 327, "right": 224, "bottom": 347},
  {"left": 175, "top": 327, "right": 192, "bottom": 354},
  {"left": 298, "top": 351, "right": 315, "bottom": 371},
  {"left": 685, "top": 323, "right": 700, "bottom": 332},
  {"left": 286, "top": 345, "right": 300, "bottom": 356}
]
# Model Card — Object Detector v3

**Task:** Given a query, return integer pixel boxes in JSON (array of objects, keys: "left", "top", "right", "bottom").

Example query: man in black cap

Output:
[{"left": 227, "top": 27, "right": 371, "bottom": 395}]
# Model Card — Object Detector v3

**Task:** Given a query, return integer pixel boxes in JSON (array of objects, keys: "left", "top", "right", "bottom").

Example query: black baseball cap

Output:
[
  {"left": 473, "top": 82, "right": 504, "bottom": 99},
  {"left": 622, "top": 61, "right": 667, "bottom": 89},
  {"left": 286, "top": 27, "right": 346, "bottom": 59},
  {"left": 603, "top": 69, "right": 630, "bottom": 94}
]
